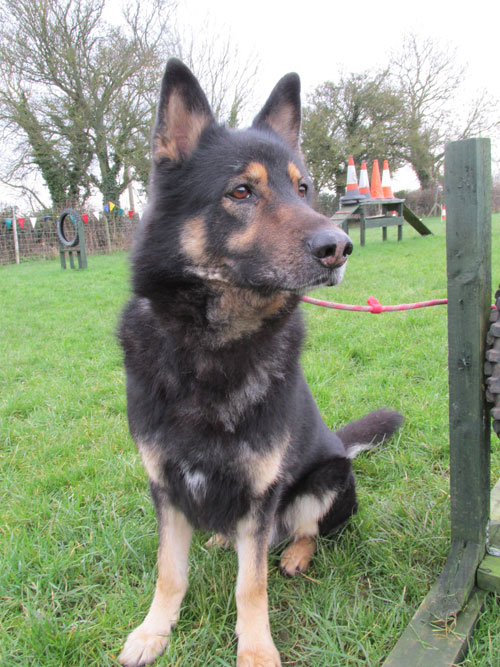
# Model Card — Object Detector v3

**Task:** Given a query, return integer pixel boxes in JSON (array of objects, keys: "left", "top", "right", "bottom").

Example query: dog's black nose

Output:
[{"left": 307, "top": 229, "right": 353, "bottom": 267}]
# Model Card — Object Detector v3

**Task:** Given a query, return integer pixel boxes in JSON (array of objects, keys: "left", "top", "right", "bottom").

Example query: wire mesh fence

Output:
[{"left": 0, "top": 210, "right": 140, "bottom": 265}]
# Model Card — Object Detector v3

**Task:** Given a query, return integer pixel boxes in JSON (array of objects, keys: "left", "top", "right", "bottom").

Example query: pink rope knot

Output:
[{"left": 367, "top": 296, "right": 383, "bottom": 313}]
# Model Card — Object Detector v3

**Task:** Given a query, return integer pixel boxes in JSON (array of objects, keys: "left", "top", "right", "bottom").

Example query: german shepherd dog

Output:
[{"left": 118, "top": 59, "right": 403, "bottom": 667}]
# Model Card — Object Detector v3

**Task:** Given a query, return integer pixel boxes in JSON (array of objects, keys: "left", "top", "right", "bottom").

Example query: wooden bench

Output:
[{"left": 331, "top": 198, "right": 432, "bottom": 246}]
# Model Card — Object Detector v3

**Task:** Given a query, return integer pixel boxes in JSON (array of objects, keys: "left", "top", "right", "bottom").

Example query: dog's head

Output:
[{"left": 134, "top": 59, "right": 352, "bottom": 297}]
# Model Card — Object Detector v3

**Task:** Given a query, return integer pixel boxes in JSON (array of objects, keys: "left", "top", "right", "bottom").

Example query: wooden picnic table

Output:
[{"left": 331, "top": 198, "right": 432, "bottom": 245}]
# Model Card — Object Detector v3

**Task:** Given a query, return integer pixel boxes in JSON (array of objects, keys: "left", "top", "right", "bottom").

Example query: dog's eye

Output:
[
  {"left": 229, "top": 185, "right": 252, "bottom": 200},
  {"left": 298, "top": 184, "right": 308, "bottom": 198}
]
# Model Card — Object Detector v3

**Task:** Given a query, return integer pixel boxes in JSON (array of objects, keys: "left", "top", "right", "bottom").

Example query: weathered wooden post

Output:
[
  {"left": 384, "top": 137, "right": 491, "bottom": 665},
  {"left": 103, "top": 213, "right": 112, "bottom": 254},
  {"left": 12, "top": 207, "right": 20, "bottom": 264},
  {"left": 444, "top": 138, "right": 491, "bottom": 611}
]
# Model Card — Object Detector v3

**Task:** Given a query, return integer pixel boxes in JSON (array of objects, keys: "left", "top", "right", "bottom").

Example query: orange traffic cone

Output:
[
  {"left": 340, "top": 156, "right": 364, "bottom": 204},
  {"left": 370, "top": 160, "right": 384, "bottom": 199},
  {"left": 358, "top": 160, "right": 371, "bottom": 198},
  {"left": 381, "top": 160, "right": 395, "bottom": 199},
  {"left": 441, "top": 205, "right": 446, "bottom": 222}
]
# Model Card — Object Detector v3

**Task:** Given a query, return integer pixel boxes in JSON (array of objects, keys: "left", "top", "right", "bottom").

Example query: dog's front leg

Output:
[
  {"left": 234, "top": 517, "right": 281, "bottom": 667},
  {"left": 119, "top": 504, "right": 193, "bottom": 667}
]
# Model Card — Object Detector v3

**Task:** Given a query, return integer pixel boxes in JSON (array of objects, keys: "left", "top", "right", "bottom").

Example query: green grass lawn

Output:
[{"left": 1, "top": 218, "right": 500, "bottom": 666}]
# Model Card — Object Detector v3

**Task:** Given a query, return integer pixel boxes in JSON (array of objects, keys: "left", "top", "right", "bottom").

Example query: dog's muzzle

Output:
[{"left": 307, "top": 228, "right": 353, "bottom": 269}]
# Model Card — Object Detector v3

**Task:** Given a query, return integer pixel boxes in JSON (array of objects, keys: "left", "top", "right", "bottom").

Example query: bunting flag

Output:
[{"left": 0, "top": 207, "right": 140, "bottom": 232}]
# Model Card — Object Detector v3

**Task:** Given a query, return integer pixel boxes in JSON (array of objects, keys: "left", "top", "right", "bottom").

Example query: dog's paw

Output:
[
  {"left": 118, "top": 626, "right": 169, "bottom": 667},
  {"left": 237, "top": 647, "right": 281, "bottom": 667},
  {"left": 279, "top": 536, "right": 316, "bottom": 576},
  {"left": 205, "top": 532, "right": 231, "bottom": 549}
]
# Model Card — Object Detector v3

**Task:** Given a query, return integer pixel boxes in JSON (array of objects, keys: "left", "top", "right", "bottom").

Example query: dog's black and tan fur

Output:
[{"left": 118, "top": 59, "right": 403, "bottom": 667}]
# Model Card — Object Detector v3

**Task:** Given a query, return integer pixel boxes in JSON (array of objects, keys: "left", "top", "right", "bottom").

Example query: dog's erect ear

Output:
[
  {"left": 252, "top": 73, "right": 301, "bottom": 152},
  {"left": 153, "top": 59, "right": 215, "bottom": 163}
]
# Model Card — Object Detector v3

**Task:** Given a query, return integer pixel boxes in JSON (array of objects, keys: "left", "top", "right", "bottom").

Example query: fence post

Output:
[
  {"left": 103, "top": 214, "right": 112, "bottom": 253},
  {"left": 445, "top": 137, "right": 491, "bottom": 594},
  {"left": 12, "top": 207, "right": 20, "bottom": 264},
  {"left": 384, "top": 137, "right": 491, "bottom": 665}
]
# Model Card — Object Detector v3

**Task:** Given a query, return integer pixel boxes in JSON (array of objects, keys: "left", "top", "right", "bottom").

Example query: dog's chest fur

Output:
[{"left": 119, "top": 289, "right": 303, "bottom": 532}]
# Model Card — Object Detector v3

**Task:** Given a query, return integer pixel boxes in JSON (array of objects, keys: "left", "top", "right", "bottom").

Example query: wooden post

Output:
[
  {"left": 127, "top": 167, "right": 135, "bottom": 212},
  {"left": 359, "top": 205, "right": 366, "bottom": 246},
  {"left": 12, "top": 207, "right": 20, "bottom": 265},
  {"left": 76, "top": 217, "right": 88, "bottom": 269},
  {"left": 384, "top": 137, "right": 491, "bottom": 665},
  {"left": 446, "top": 137, "right": 491, "bottom": 574},
  {"left": 103, "top": 214, "right": 112, "bottom": 254}
]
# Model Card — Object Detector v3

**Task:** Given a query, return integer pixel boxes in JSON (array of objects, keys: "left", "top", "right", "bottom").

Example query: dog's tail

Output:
[{"left": 335, "top": 408, "right": 404, "bottom": 459}]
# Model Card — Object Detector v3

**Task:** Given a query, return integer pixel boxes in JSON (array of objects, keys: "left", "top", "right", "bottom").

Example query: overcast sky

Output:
[
  {"left": 3, "top": 0, "right": 498, "bottom": 208},
  {"left": 175, "top": 0, "right": 500, "bottom": 187},
  {"left": 178, "top": 0, "right": 500, "bottom": 104},
  {"left": 177, "top": 0, "right": 499, "bottom": 189}
]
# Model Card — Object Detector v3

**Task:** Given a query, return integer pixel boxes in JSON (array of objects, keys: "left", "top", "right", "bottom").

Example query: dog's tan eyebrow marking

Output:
[
  {"left": 288, "top": 162, "right": 302, "bottom": 187},
  {"left": 242, "top": 161, "right": 269, "bottom": 186}
]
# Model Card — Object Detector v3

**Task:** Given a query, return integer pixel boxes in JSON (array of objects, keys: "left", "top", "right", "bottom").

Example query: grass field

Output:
[{"left": 1, "top": 217, "right": 500, "bottom": 666}]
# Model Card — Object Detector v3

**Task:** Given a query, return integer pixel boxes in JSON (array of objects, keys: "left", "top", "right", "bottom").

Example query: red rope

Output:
[
  {"left": 301, "top": 295, "right": 498, "bottom": 313},
  {"left": 301, "top": 295, "right": 448, "bottom": 313}
]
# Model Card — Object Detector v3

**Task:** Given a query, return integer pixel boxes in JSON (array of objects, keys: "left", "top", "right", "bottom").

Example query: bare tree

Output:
[
  {"left": 389, "top": 33, "right": 500, "bottom": 188},
  {"left": 0, "top": 0, "right": 176, "bottom": 207},
  {"left": 173, "top": 19, "right": 259, "bottom": 127},
  {"left": 0, "top": 0, "right": 260, "bottom": 209}
]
